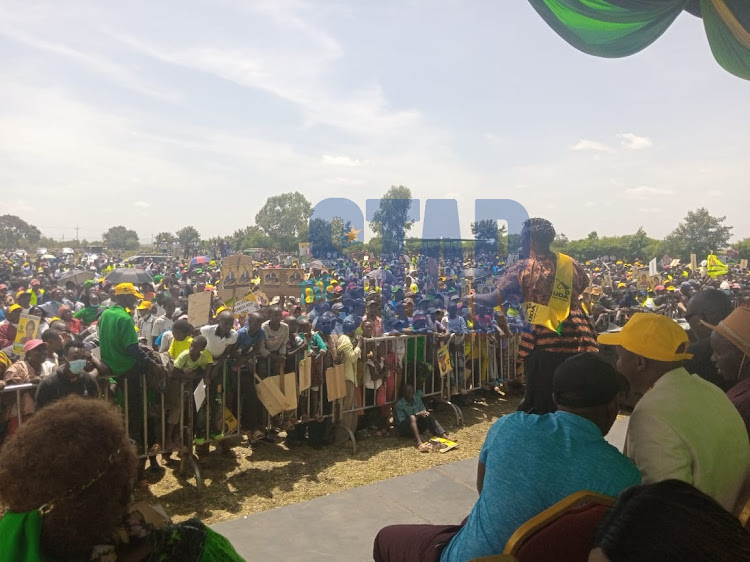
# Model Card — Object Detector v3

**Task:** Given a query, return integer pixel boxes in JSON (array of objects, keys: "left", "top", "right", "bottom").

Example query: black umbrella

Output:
[
  {"left": 57, "top": 269, "right": 95, "bottom": 286},
  {"left": 105, "top": 268, "right": 153, "bottom": 285}
]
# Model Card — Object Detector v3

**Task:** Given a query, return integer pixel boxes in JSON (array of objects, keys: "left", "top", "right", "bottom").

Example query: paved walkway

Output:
[{"left": 212, "top": 416, "right": 630, "bottom": 561}]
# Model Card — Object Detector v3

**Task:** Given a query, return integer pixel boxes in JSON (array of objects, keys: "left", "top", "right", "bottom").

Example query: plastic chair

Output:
[{"left": 502, "top": 490, "right": 615, "bottom": 562}]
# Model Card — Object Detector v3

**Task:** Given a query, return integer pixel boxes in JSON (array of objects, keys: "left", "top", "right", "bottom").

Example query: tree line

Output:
[{"left": 0, "top": 197, "right": 746, "bottom": 263}]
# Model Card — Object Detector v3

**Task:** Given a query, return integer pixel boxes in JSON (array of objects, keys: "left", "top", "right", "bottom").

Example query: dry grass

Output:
[{"left": 135, "top": 392, "right": 522, "bottom": 525}]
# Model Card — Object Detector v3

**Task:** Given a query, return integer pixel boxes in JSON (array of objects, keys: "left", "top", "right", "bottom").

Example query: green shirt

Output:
[{"left": 99, "top": 305, "right": 138, "bottom": 375}]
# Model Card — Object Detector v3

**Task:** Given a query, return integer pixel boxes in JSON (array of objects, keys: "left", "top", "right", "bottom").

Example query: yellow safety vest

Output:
[{"left": 523, "top": 253, "right": 574, "bottom": 334}]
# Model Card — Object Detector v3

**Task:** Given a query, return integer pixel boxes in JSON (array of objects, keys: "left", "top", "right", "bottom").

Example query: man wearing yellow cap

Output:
[{"left": 598, "top": 313, "right": 750, "bottom": 510}]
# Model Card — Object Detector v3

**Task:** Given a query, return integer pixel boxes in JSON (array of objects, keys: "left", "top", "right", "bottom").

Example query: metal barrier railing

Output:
[{"left": 0, "top": 330, "right": 524, "bottom": 482}]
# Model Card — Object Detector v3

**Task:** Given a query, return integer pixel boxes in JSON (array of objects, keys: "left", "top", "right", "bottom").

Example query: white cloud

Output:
[
  {"left": 321, "top": 154, "right": 362, "bottom": 167},
  {"left": 623, "top": 186, "right": 675, "bottom": 198},
  {"left": 639, "top": 207, "right": 663, "bottom": 214},
  {"left": 484, "top": 132, "right": 504, "bottom": 146},
  {"left": 708, "top": 189, "right": 724, "bottom": 197},
  {"left": 618, "top": 133, "right": 653, "bottom": 150},
  {"left": 133, "top": 201, "right": 150, "bottom": 208},
  {"left": 571, "top": 139, "right": 615, "bottom": 153}
]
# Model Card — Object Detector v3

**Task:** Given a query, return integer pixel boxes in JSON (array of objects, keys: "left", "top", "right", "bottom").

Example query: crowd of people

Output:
[{"left": 2, "top": 217, "right": 750, "bottom": 559}]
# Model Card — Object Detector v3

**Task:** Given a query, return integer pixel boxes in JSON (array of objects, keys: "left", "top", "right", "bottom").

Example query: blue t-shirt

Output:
[{"left": 440, "top": 411, "right": 641, "bottom": 562}]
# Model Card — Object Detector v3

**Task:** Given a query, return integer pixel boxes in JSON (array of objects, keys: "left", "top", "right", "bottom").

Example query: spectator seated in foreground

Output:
[
  {"left": 590, "top": 479, "right": 750, "bottom": 562},
  {"left": 373, "top": 352, "right": 641, "bottom": 562},
  {"left": 598, "top": 313, "right": 750, "bottom": 511},
  {"left": 0, "top": 395, "right": 244, "bottom": 561}
]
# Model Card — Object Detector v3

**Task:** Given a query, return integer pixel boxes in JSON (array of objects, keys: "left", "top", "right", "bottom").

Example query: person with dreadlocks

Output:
[{"left": 470, "top": 218, "right": 597, "bottom": 414}]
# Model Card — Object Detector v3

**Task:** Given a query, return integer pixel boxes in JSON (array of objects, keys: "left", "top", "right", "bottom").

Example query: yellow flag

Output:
[{"left": 707, "top": 254, "right": 728, "bottom": 278}]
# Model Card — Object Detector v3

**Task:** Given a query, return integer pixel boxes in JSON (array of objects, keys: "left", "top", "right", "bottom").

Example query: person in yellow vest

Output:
[{"left": 469, "top": 218, "right": 598, "bottom": 414}]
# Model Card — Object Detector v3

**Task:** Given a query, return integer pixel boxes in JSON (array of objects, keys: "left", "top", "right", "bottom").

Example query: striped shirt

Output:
[{"left": 496, "top": 253, "right": 598, "bottom": 358}]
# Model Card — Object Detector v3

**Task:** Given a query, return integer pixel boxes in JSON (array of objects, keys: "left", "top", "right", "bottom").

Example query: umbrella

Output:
[
  {"left": 528, "top": 0, "right": 750, "bottom": 81},
  {"left": 463, "top": 268, "right": 489, "bottom": 279},
  {"left": 189, "top": 256, "right": 210, "bottom": 267},
  {"left": 41, "top": 254, "right": 56, "bottom": 260},
  {"left": 105, "top": 268, "right": 153, "bottom": 285},
  {"left": 58, "top": 269, "right": 95, "bottom": 286},
  {"left": 366, "top": 268, "right": 396, "bottom": 284},
  {"left": 308, "top": 260, "right": 325, "bottom": 270}
]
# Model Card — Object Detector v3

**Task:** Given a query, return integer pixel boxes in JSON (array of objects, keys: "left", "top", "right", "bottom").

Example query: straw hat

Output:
[{"left": 702, "top": 308, "right": 750, "bottom": 356}]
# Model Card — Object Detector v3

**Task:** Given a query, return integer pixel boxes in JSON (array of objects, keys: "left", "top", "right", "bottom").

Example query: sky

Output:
[{"left": 1, "top": 1, "right": 749, "bottom": 246}]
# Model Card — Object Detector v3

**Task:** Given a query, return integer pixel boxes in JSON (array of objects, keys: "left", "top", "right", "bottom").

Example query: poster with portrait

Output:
[
  {"left": 437, "top": 345, "right": 452, "bottom": 376},
  {"left": 13, "top": 313, "right": 40, "bottom": 356},
  {"left": 219, "top": 253, "right": 255, "bottom": 301},
  {"left": 635, "top": 268, "right": 651, "bottom": 290}
]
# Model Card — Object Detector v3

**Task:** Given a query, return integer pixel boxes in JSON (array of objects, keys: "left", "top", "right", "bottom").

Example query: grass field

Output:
[{"left": 136, "top": 392, "right": 522, "bottom": 525}]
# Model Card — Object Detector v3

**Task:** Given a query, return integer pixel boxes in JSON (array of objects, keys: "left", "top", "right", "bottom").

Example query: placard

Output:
[
  {"left": 14, "top": 313, "right": 40, "bottom": 356},
  {"left": 742, "top": 259, "right": 748, "bottom": 270},
  {"left": 635, "top": 268, "right": 651, "bottom": 290},
  {"left": 233, "top": 292, "right": 260, "bottom": 317},
  {"left": 219, "top": 253, "right": 255, "bottom": 301},
  {"left": 437, "top": 345, "right": 452, "bottom": 376},
  {"left": 690, "top": 253, "right": 698, "bottom": 271},
  {"left": 258, "top": 268, "right": 305, "bottom": 298},
  {"left": 188, "top": 291, "right": 213, "bottom": 328}
]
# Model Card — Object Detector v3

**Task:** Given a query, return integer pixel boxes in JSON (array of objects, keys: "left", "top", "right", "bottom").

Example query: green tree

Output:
[
  {"left": 230, "top": 226, "right": 271, "bottom": 251},
  {"left": 308, "top": 217, "right": 336, "bottom": 256},
  {"left": 369, "top": 185, "right": 415, "bottom": 254},
  {"left": 102, "top": 225, "right": 140, "bottom": 251},
  {"left": 176, "top": 226, "right": 201, "bottom": 256},
  {"left": 255, "top": 192, "right": 313, "bottom": 252},
  {"left": 664, "top": 208, "right": 733, "bottom": 261},
  {"left": 734, "top": 237, "right": 750, "bottom": 260},
  {"left": 154, "top": 232, "right": 176, "bottom": 247},
  {"left": 0, "top": 215, "right": 41, "bottom": 250}
]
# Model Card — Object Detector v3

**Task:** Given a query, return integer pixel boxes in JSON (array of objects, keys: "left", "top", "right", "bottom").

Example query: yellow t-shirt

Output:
[{"left": 169, "top": 337, "right": 192, "bottom": 361}]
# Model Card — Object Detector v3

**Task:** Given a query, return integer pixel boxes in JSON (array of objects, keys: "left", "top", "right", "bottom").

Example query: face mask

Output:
[{"left": 68, "top": 359, "right": 87, "bottom": 375}]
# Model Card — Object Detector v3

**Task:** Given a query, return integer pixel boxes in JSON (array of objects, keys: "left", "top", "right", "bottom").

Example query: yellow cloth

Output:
[
  {"left": 707, "top": 254, "right": 728, "bottom": 278},
  {"left": 169, "top": 337, "right": 193, "bottom": 361},
  {"left": 523, "top": 253, "right": 574, "bottom": 334}
]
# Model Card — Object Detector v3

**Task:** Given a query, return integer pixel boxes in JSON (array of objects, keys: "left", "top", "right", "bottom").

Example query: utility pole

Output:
[{"left": 75, "top": 225, "right": 80, "bottom": 243}]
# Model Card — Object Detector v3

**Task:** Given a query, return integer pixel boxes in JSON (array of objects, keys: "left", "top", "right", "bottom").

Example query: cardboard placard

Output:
[
  {"left": 220, "top": 253, "right": 255, "bottom": 300},
  {"left": 437, "top": 345, "right": 452, "bottom": 376},
  {"left": 650, "top": 275, "right": 662, "bottom": 289},
  {"left": 635, "top": 268, "right": 651, "bottom": 290},
  {"left": 258, "top": 268, "right": 305, "bottom": 298},
  {"left": 188, "top": 291, "right": 212, "bottom": 328},
  {"left": 232, "top": 292, "right": 260, "bottom": 317},
  {"left": 298, "top": 242, "right": 311, "bottom": 259},
  {"left": 14, "top": 313, "right": 40, "bottom": 356},
  {"left": 690, "top": 253, "right": 698, "bottom": 271},
  {"left": 742, "top": 259, "right": 749, "bottom": 270}
]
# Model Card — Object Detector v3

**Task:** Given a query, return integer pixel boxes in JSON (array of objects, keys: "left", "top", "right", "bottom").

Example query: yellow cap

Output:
[
  {"left": 9, "top": 304, "right": 21, "bottom": 312},
  {"left": 667, "top": 286, "right": 676, "bottom": 292},
  {"left": 114, "top": 283, "right": 144, "bottom": 298},
  {"left": 137, "top": 300, "right": 152, "bottom": 310},
  {"left": 597, "top": 313, "right": 693, "bottom": 362},
  {"left": 216, "top": 305, "right": 227, "bottom": 315}
]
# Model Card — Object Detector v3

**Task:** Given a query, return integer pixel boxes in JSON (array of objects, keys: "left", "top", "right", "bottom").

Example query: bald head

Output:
[{"left": 686, "top": 288, "right": 733, "bottom": 340}]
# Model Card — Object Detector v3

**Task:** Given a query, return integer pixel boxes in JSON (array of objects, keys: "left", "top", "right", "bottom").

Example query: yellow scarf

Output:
[{"left": 523, "top": 253, "right": 574, "bottom": 334}]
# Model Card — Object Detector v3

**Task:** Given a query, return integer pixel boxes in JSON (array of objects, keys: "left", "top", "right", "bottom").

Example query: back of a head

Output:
[
  {"left": 0, "top": 396, "right": 137, "bottom": 559},
  {"left": 593, "top": 480, "right": 750, "bottom": 561},
  {"left": 687, "top": 288, "right": 733, "bottom": 325}
]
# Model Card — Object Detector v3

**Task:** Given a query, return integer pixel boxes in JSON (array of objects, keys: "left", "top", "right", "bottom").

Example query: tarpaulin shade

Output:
[{"left": 528, "top": 0, "right": 750, "bottom": 79}]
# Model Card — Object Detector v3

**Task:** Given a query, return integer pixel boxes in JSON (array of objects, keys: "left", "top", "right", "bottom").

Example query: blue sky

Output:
[{"left": 1, "top": 1, "right": 748, "bottom": 245}]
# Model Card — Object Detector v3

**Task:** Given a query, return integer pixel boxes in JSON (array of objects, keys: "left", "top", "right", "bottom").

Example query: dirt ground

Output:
[{"left": 135, "top": 392, "right": 522, "bottom": 525}]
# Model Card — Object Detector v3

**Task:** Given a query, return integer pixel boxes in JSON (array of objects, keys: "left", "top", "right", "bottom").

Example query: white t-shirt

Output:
[
  {"left": 261, "top": 321, "right": 289, "bottom": 355},
  {"left": 200, "top": 324, "right": 238, "bottom": 359},
  {"left": 625, "top": 367, "right": 750, "bottom": 510}
]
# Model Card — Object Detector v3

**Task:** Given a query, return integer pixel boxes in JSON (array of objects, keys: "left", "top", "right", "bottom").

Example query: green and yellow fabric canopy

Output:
[{"left": 528, "top": 0, "right": 750, "bottom": 80}]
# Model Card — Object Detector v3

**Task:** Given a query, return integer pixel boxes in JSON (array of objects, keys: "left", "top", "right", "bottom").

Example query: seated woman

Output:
[
  {"left": 590, "top": 479, "right": 750, "bottom": 561},
  {"left": 0, "top": 395, "right": 244, "bottom": 561}
]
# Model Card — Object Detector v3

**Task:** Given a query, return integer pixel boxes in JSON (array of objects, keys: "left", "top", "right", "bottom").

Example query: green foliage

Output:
[
  {"left": 102, "top": 225, "right": 140, "bottom": 251},
  {"left": 734, "top": 238, "right": 750, "bottom": 260},
  {"left": 662, "top": 208, "right": 733, "bottom": 261},
  {"left": 255, "top": 191, "right": 312, "bottom": 252},
  {"left": 369, "top": 186, "right": 415, "bottom": 252},
  {"left": 176, "top": 226, "right": 201, "bottom": 254},
  {"left": 154, "top": 232, "right": 176, "bottom": 247},
  {"left": 0, "top": 215, "right": 41, "bottom": 250}
]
